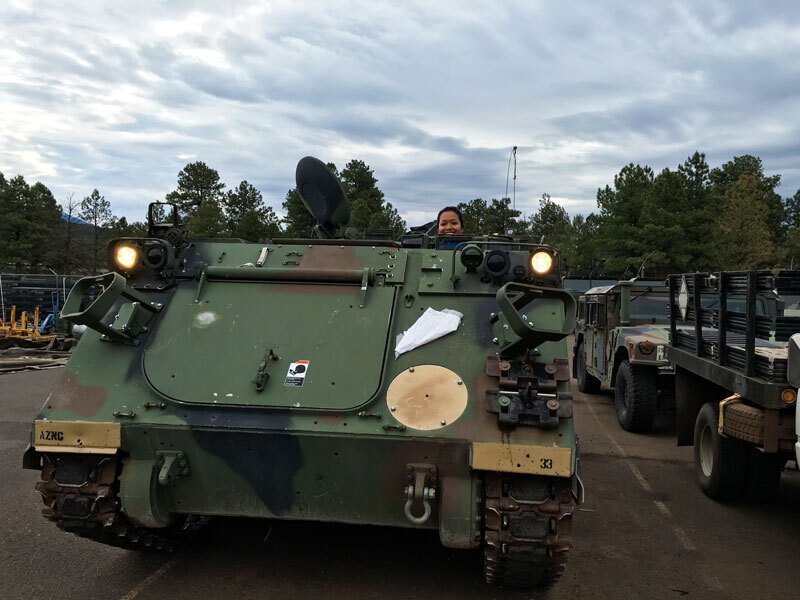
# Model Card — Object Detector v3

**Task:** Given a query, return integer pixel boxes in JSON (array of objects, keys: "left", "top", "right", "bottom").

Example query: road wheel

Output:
[
  {"left": 743, "top": 448, "right": 783, "bottom": 501},
  {"left": 576, "top": 342, "right": 600, "bottom": 394},
  {"left": 614, "top": 360, "right": 657, "bottom": 432},
  {"left": 693, "top": 403, "right": 747, "bottom": 500}
]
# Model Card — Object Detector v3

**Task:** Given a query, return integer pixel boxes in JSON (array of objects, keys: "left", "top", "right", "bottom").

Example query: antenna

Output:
[
  {"left": 636, "top": 251, "right": 656, "bottom": 280},
  {"left": 512, "top": 146, "right": 517, "bottom": 212},
  {"left": 504, "top": 146, "right": 518, "bottom": 207}
]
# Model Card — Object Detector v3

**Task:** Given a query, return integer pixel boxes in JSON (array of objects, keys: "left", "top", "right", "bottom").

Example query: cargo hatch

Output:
[{"left": 144, "top": 280, "right": 395, "bottom": 410}]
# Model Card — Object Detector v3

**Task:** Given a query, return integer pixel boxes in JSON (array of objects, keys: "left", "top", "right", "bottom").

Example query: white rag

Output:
[{"left": 395, "top": 307, "right": 463, "bottom": 357}]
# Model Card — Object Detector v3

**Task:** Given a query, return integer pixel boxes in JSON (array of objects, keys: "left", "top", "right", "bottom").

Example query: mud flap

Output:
[{"left": 119, "top": 457, "right": 174, "bottom": 528}]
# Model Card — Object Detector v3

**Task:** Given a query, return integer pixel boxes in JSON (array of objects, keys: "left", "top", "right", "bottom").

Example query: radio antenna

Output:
[{"left": 504, "top": 146, "right": 518, "bottom": 210}]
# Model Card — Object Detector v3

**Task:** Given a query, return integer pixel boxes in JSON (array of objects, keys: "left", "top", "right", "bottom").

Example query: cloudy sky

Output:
[{"left": 1, "top": 1, "right": 799, "bottom": 226}]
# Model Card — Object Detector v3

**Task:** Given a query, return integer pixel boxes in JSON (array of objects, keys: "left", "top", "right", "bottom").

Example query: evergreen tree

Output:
[
  {"left": 224, "top": 180, "right": 265, "bottom": 235},
  {"left": 638, "top": 168, "right": 691, "bottom": 274},
  {"left": 79, "top": 189, "right": 114, "bottom": 273},
  {"left": 0, "top": 175, "right": 60, "bottom": 273},
  {"left": 188, "top": 197, "right": 227, "bottom": 238},
  {"left": 484, "top": 197, "right": 525, "bottom": 235},
  {"left": 782, "top": 190, "right": 800, "bottom": 267},
  {"left": 166, "top": 161, "right": 226, "bottom": 219},
  {"left": 28, "top": 182, "right": 61, "bottom": 273},
  {"left": 568, "top": 213, "right": 603, "bottom": 276},
  {"left": 529, "top": 194, "right": 571, "bottom": 246},
  {"left": 594, "top": 164, "right": 655, "bottom": 273},
  {"left": 281, "top": 188, "right": 317, "bottom": 237},
  {"left": 233, "top": 207, "right": 282, "bottom": 241},
  {"left": 715, "top": 173, "right": 774, "bottom": 269},
  {"left": 110, "top": 216, "right": 148, "bottom": 237},
  {"left": 456, "top": 198, "right": 489, "bottom": 233},
  {"left": 709, "top": 155, "right": 784, "bottom": 248},
  {"left": 677, "top": 151, "right": 716, "bottom": 270},
  {"left": 339, "top": 159, "right": 405, "bottom": 237}
]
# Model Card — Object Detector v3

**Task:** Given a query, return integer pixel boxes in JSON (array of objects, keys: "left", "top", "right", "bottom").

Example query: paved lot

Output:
[{"left": 2, "top": 367, "right": 798, "bottom": 600}]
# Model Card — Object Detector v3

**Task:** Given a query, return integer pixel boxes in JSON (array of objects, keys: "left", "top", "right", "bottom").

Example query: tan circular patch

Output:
[{"left": 386, "top": 365, "right": 468, "bottom": 431}]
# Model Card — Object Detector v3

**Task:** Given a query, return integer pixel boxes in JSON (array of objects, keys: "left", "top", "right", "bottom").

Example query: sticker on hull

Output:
[{"left": 284, "top": 360, "right": 310, "bottom": 387}]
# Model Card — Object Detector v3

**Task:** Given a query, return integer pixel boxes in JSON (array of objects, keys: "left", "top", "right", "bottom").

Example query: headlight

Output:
[
  {"left": 460, "top": 244, "right": 484, "bottom": 271},
  {"left": 638, "top": 340, "right": 655, "bottom": 354},
  {"left": 114, "top": 244, "right": 140, "bottom": 270},
  {"left": 484, "top": 249, "right": 510, "bottom": 277},
  {"left": 530, "top": 251, "right": 553, "bottom": 275}
]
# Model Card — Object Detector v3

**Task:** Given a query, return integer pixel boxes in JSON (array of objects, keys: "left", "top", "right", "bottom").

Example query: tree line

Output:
[
  {"left": 515, "top": 152, "right": 800, "bottom": 277},
  {"left": 1, "top": 151, "right": 798, "bottom": 276},
  {"left": 0, "top": 158, "right": 405, "bottom": 274}
]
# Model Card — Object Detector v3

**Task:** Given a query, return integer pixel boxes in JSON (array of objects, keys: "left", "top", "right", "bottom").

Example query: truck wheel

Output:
[
  {"left": 743, "top": 449, "right": 783, "bottom": 501},
  {"left": 576, "top": 342, "right": 600, "bottom": 394},
  {"left": 614, "top": 360, "right": 657, "bottom": 432},
  {"left": 693, "top": 403, "right": 747, "bottom": 500}
]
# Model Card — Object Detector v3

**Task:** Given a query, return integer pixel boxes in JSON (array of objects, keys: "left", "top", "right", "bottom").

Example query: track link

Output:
[
  {"left": 36, "top": 454, "right": 205, "bottom": 552},
  {"left": 483, "top": 472, "right": 574, "bottom": 588}
]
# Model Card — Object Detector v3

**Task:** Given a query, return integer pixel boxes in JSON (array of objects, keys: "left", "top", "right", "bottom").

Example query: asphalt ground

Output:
[{"left": 2, "top": 367, "right": 799, "bottom": 600}]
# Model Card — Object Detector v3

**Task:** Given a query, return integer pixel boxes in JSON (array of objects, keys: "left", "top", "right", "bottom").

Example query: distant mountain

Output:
[{"left": 61, "top": 211, "right": 89, "bottom": 225}]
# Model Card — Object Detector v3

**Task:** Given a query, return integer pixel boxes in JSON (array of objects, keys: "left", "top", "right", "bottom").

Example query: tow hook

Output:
[{"left": 403, "top": 463, "right": 438, "bottom": 524}]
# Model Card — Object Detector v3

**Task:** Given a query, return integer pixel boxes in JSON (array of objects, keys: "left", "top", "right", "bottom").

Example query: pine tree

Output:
[{"left": 79, "top": 189, "right": 114, "bottom": 273}]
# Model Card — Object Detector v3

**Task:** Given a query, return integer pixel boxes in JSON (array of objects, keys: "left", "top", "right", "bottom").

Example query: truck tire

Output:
[
  {"left": 576, "top": 342, "right": 601, "bottom": 394},
  {"left": 722, "top": 402, "right": 764, "bottom": 446},
  {"left": 693, "top": 403, "right": 747, "bottom": 500},
  {"left": 743, "top": 448, "right": 783, "bottom": 501},
  {"left": 614, "top": 360, "right": 657, "bottom": 432}
]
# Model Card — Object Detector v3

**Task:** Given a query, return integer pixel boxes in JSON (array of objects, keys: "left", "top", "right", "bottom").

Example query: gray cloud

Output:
[{"left": 0, "top": 0, "right": 798, "bottom": 229}]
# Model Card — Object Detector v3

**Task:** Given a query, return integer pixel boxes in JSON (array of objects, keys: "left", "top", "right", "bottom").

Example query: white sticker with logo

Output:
[
  {"left": 284, "top": 360, "right": 310, "bottom": 387},
  {"left": 656, "top": 345, "right": 666, "bottom": 361}
]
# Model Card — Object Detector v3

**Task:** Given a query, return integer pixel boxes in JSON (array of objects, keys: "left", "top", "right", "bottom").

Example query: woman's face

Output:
[{"left": 438, "top": 211, "right": 463, "bottom": 234}]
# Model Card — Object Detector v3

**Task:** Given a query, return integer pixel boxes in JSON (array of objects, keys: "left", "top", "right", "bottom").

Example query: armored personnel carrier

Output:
[{"left": 23, "top": 157, "right": 582, "bottom": 589}]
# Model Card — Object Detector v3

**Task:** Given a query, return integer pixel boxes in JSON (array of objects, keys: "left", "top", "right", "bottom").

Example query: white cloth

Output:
[{"left": 395, "top": 307, "right": 463, "bottom": 357}]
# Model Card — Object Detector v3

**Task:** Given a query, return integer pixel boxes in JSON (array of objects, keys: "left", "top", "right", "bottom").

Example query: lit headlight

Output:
[
  {"left": 114, "top": 244, "right": 140, "bottom": 271},
  {"left": 530, "top": 251, "right": 553, "bottom": 275}
]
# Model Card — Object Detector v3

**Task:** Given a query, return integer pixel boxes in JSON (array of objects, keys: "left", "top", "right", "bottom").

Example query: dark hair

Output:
[{"left": 437, "top": 206, "right": 464, "bottom": 227}]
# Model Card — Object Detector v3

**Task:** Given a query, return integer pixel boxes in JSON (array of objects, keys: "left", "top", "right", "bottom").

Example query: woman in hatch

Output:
[{"left": 437, "top": 206, "right": 464, "bottom": 235}]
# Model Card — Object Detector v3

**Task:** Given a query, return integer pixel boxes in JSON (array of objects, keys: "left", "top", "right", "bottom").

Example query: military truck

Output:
[
  {"left": 789, "top": 333, "right": 800, "bottom": 466},
  {"left": 23, "top": 157, "right": 582, "bottom": 589},
  {"left": 573, "top": 281, "right": 673, "bottom": 432},
  {"left": 667, "top": 271, "right": 799, "bottom": 500}
]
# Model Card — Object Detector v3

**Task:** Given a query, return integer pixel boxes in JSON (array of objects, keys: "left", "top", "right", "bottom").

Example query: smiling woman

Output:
[{"left": 437, "top": 206, "right": 464, "bottom": 234}]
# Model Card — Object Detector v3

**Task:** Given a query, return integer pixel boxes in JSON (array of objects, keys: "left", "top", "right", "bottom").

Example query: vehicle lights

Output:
[
  {"left": 484, "top": 249, "right": 510, "bottom": 278},
  {"left": 143, "top": 243, "right": 167, "bottom": 269},
  {"left": 530, "top": 251, "right": 553, "bottom": 275},
  {"left": 638, "top": 340, "right": 655, "bottom": 354},
  {"left": 460, "top": 244, "right": 484, "bottom": 272},
  {"left": 781, "top": 388, "right": 796, "bottom": 405},
  {"left": 114, "top": 244, "right": 140, "bottom": 271}
]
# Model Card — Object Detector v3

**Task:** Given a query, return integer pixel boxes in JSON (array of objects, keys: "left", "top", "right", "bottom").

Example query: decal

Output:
[
  {"left": 284, "top": 360, "right": 310, "bottom": 387},
  {"left": 39, "top": 430, "right": 65, "bottom": 441}
]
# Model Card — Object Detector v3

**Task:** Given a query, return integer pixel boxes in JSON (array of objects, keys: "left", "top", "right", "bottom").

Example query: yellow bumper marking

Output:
[
  {"left": 471, "top": 442, "right": 573, "bottom": 476},
  {"left": 34, "top": 420, "right": 121, "bottom": 454}
]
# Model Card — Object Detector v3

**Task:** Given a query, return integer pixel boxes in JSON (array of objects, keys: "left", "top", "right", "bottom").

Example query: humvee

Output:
[{"left": 573, "top": 281, "right": 673, "bottom": 432}]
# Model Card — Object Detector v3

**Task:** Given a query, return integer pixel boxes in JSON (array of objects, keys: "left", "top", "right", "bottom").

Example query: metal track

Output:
[
  {"left": 35, "top": 454, "right": 205, "bottom": 552},
  {"left": 483, "top": 472, "right": 574, "bottom": 588}
]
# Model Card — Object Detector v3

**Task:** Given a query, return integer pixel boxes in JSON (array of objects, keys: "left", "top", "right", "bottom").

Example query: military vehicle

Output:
[
  {"left": 23, "top": 157, "right": 582, "bottom": 589},
  {"left": 667, "top": 271, "right": 798, "bottom": 501},
  {"left": 573, "top": 281, "right": 673, "bottom": 432}
]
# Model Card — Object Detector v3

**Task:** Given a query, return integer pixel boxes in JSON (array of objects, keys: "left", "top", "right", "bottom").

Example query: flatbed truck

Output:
[{"left": 667, "top": 271, "right": 798, "bottom": 500}]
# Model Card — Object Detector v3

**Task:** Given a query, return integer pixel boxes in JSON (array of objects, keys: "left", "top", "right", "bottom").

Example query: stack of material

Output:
[{"left": 0, "top": 347, "right": 71, "bottom": 374}]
